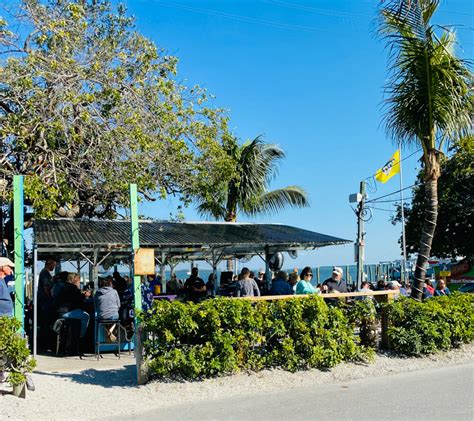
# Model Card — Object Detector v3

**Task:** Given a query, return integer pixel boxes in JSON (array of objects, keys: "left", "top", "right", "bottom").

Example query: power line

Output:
[
  {"left": 366, "top": 184, "right": 419, "bottom": 203},
  {"left": 149, "top": 1, "right": 332, "bottom": 33},
  {"left": 367, "top": 205, "right": 397, "bottom": 213},
  {"left": 263, "top": 0, "right": 369, "bottom": 19},
  {"left": 370, "top": 196, "right": 414, "bottom": 204}
]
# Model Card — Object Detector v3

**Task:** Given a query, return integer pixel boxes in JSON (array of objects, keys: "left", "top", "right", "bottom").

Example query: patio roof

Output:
[{"left": 34, "top": 218, "right": 351, "bottom": 264}]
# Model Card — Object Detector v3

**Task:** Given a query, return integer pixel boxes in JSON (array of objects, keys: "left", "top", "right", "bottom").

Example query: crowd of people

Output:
[
  {"left": 33, "top": 260, "right": 136, "bottom": 352},
  {"left": 1, "top": 257, "right": 453, "bottom": 354}
]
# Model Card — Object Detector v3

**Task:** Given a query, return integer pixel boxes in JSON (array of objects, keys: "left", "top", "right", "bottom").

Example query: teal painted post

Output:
[
  {"left": 13, "top": 175, "right": 24, "bottom": 332},
  {"left": 316, "top": 266, "right": 320, "bottom": 284},
  {"left": 129, "top": 184, "right": 142, "bottom": 317},
  {"left": 130, "top": 184, "right": 146, "bottom": 384}
]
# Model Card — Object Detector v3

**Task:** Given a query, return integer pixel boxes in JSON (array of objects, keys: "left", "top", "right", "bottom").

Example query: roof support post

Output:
[
  {"left": 264, "top": 245, "right": 271, "bottom": 292},
  {"left": 92, "top": 249, "right": 99, "bottom": 290},
  {"left": 130, "top": 183, "right": 146, "bottom": 385},
  {"left": 13, "top": 175, "right": 25, "bottom": 333},
  {"left": 160, "top": 251, "right": 166, "bottom": 293},
  {"left": 33, "top": 245, "right": 38, "bottom": 358}
]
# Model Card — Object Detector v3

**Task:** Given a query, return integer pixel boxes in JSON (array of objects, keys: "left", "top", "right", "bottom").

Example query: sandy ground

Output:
[{"left": 1, "top": 344, "right": 473, "bottom": 420}]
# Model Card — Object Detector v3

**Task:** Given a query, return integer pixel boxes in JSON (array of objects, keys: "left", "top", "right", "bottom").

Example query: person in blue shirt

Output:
[
  {"left": 296, "top": 266, "right": 319, "bottom": 295},
  {"left": 0, "top": 257, "right": 14, "bottom": 316},
  {"left": 269, "top": 271, "right": 293, "bottom": 295},
  {"left": 434, "top": 279, "right": 451, "bottom": 296}
]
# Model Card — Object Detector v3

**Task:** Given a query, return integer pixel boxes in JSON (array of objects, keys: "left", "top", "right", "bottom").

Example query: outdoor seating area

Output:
[{"left": 28, "top": 218, "right": 351, "bottom": 358}]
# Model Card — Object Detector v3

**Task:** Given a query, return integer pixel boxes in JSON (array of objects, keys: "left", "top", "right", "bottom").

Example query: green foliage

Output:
[
  {"left": 380, "top": 0, "right": 472, "bottom": 151},
  {"left": 379, "top": 0, "right": 473, "bottom": 299},
  {"left": 392, "top": 137, "right": 474, "bottom": 259},
  {"left": 0, "top": 0, "right": 235, "bottom": 219},
  {"left": 195, "top": 136, "right": 309, "bottom": 222},
  {"left": 142, "top": 296, "right": 372, "bottom": 380},
  {"left": 386, "top": 293, "right": 474, "bottom": 356},
  {"left": 345, "top": 299, "right": 378, "bottom": 326},
  {"left": 0, "top": 317, "right": 36, "bottom": 386}
]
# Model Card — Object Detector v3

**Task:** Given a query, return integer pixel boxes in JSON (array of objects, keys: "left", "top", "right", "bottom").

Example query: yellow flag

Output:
[{"left": 375, "top": 150, "right": 400, "bottom": 183}]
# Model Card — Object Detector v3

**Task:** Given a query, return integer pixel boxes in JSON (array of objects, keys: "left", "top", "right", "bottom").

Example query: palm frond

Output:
[
  {"left": 195, "top": 199, "right": 227, "bottom": 220},
  {"left": 243, "top": 186, "right": 309, "bottom": 217},
  {"left": 380, "top": 0, "right": 473, "bottom": 150}
]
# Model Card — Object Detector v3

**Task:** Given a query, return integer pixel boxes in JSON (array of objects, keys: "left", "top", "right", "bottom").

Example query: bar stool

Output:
[{"left": 95, "top": 319, "right": 122, "bottom": 360}]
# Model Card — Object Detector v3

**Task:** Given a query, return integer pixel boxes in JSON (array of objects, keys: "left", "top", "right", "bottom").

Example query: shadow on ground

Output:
[{"left": 34, "top": 365, "right": 137, "bottom": 388}]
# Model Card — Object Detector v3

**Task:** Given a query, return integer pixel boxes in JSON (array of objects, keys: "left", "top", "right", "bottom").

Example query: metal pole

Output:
[
  {"left": 264, "top": 245, "right": 271, "bottom": 291},
  {"left": 160, "top": 251, "right": 166, "bottom": 293},
  {"left": 398, "top": 147, "right": 408, "bottom": 285},
  {"left": 33, "top": 246, "right": 38, "bottom": 358},
  {"left": 356, "top": 180, "right": 366, "bottom": 290},
  {"left": 13, "top": 175, "right": 25, "bottom": 332}
]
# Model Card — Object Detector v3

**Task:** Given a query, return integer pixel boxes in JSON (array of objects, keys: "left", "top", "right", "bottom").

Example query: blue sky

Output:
[{"left": 126, "top": 0, "right": 473, "bottom": 269}]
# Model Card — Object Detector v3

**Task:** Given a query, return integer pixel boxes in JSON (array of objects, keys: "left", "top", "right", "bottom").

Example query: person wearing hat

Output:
[
  {"left": 0, "top": 257, "right": 14, "bottom": 317},
  {"left": 322, "top": 266, "right": 348, "bottom": 293}
]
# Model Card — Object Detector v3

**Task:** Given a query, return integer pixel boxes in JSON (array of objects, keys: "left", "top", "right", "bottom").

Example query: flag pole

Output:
[{"left": 398, "top": 145, "right": 408, "bottom": 285}]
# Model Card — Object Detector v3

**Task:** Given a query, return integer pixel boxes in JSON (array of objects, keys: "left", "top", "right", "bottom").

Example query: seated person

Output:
[
  {"left": 434, "top": 279, "right": 451, "bottom": 296},
  {"left": 206, "top": 273, "right": 216, "bottom": 296},
  {"left": 184, "top": 267, "right": 206, "bottom": 302},
  {"left": 55, "top": 272, "right": 90, "bottom": 338},
  {"left": 148, "top": 274, "right": 162, "bottom": 294},
  {"left": 289, "top": 272, "right": 300, "bottom": 293},
  {"left": 167, "top": 274, "right": 183, "bottom": 294},
  {"left": 235, "top": 267, "right": 260, "bottom": 297},
  {"left": 95, "top": 277, "right": 121, "bottom": 342},
  {"left": 112, "top": 271, "right": 128, "bottom": 299},
  {"left": 95, "top": 277, "right": 121, "bottom": 321},
  {"left": 269, "top": 271, "right": 293, "bottom": 295},
  {"left": 295, "top": 267, "right": 319, "bottom": 295},
  {"left": 323, "top": 267, "right": 348, "bottom": 293}
]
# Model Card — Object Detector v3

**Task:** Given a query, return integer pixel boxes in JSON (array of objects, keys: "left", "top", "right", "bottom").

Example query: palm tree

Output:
[
  {"left": 196, "top": 136, "right": 309, "bottom": 222},
  {"left": 380, "top": 0, "right": 472, "bottom": 300}
]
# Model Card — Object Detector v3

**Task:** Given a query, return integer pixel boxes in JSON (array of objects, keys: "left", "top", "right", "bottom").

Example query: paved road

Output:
[{"left": 132, "top": 363, "right": 473, "bottom": 420}]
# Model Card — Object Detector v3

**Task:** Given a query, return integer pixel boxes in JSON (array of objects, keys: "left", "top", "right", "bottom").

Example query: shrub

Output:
[
  {"left": 0, "top": 316, "right": 36, "bottom": 386},
  {"left": 142, "top": 296, "right": 372, "bottom": 380},
  {"left": 386, "top": 293, "right": 474, "bottom": 356}
]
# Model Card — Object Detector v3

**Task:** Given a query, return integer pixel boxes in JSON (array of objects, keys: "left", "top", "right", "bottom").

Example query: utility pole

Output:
[
  {"left": 350, "top": 181, "right": 366, "bottom": 290},
  {"left": 357, "top": 181, "right": 366, "bottom": 290}
]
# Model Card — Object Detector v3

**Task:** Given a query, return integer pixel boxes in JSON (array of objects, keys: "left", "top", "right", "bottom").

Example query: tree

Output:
[
  {"left": 392, "top": 137, "right": 474, "bottom": 260},
  {"left": 0, "top": 0, "right": 234, "bottom": 220},
  {"left": 196, "top": 136, "right": 309, "bottom": 222},
  {"left": 379, "top": 0, "right": 472, "bottom": 300}
]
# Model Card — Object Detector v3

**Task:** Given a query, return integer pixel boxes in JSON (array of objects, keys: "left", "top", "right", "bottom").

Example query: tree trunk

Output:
[
  {"left": 225, "top": 211, "right": 237, "bottom": 273},
  {"left": 411, "top": 151, "right": 440, "bottom": 300}
]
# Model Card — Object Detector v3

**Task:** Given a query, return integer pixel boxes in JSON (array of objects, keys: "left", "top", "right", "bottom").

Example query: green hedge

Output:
[
  {"left": 386, "top": 293, "right": 474, "bottom": 356},
  {"left": 142, "top": 296, "right": 373, "bottom": 380},
  {"left": 0, "top": 316, "right": 36, "bottom": 386}
]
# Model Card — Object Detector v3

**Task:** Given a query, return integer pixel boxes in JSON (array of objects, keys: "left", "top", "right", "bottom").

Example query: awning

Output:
[{"left": 34, "top": 218, "right": 351, "bottom": 263}]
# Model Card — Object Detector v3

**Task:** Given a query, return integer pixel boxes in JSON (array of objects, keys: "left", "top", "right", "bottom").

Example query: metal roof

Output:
[{"left": 34, "top": 219, "right": 350, "bottom": 262}]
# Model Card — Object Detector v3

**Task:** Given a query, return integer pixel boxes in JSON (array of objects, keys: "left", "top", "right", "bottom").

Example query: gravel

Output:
[{"left": 2, "top": 343, "right": 473, "bottom": 420}]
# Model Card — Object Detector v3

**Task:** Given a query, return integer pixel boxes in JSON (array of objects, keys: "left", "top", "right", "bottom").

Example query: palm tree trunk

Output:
[
  {"left": 225, "top": 211, "right": 237, "bottom": 272},
  {"left": 411, "top": 151, "right": 440, "bottom": 300}
]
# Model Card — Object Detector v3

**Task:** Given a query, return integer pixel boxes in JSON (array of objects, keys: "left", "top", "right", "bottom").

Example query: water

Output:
[{"left": 163, "top": 263, "right": 397, "bottom": 286}]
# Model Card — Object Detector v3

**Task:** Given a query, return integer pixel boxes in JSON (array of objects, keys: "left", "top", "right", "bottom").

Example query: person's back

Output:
[
  {"left": 270, "top": 271, "right": 292, "bottom": 295},
  {"left": 184, "top": 268, "right": 206, "bottom": 302},
  {"left": 56, "top": 280, "right": 84, "bottom": 314},
  {"left": 95, "top": 284, "right": 121, "bottom": 320},
  {"left": 236, "top": 268, "right": 260, "bottom": 297}
]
